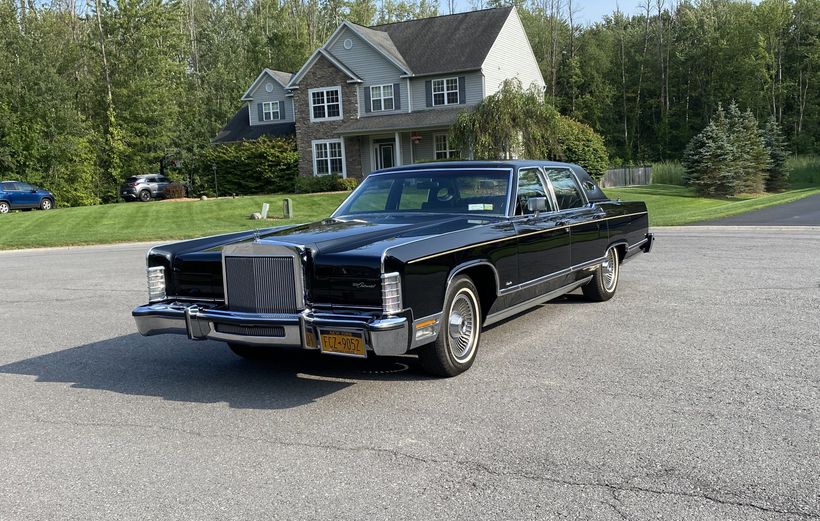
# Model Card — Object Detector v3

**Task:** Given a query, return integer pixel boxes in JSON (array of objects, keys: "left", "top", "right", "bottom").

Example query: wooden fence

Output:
[{"left": 600, "top": 166, "right": 652, "bottom": 187}]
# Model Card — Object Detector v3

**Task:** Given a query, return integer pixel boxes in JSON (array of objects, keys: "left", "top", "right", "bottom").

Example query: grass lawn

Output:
[
  {"left": 605, "top": 184, "right": 820, "bottom": 226},
  {"left": 0, "top": 192, "right": 349, "bottom": 250},
  {"left": 0, "top": 185, "right": 818, "bottom": 250}
]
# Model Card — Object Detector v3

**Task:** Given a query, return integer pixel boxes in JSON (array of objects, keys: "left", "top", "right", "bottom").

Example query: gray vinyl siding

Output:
[
  {"left": 481, "top": 8, "right": 545, "bottom": 95},
  {"left": 409, "top": 71, "right": 483, "bottom": 111},
  {"left": 248, "top": 79, "right": 294, "bottom": 125},
  {"left": 327, "top": 28, "right": 407, "bottom": 116},
  {"left": 407, "top": 130, "right": 450, "bottom": 163}
]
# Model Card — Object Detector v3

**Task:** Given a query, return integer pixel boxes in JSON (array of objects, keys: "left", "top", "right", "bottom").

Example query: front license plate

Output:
[{"left": 320, "top": 330, "right": 366, "bottom": 358}]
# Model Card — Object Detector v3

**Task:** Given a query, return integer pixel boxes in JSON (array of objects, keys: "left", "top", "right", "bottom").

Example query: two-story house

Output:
[{"left": 215, "top": 7, "right": 544, "bottom": 178}]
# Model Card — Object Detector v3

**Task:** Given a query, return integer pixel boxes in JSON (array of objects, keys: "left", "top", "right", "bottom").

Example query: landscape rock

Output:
[{"left": 250, "top": 212, "right": 263, "bottom": 220}]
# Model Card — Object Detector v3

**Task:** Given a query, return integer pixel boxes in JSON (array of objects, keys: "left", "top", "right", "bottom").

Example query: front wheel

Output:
[
  {"left": 582, "top": 246, "right": 620, "bottom": 302},
  {"left": 417, "top": 275, "right": 482, "bottom": 377},
  {"left": 139, "top": 190, "right": 152, "bottom": 202},
  {"left": 40, "top": 198, "right": 53, "bottom": 211}
]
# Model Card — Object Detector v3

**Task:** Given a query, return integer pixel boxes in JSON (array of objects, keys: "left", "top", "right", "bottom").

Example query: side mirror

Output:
[{"left": 527, "top": 197, "right": 547, "bottom": 213}]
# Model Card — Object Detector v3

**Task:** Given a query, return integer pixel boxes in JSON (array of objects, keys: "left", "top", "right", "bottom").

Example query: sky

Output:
[{"left": 452, "top": 0, "right": 645, "bottom": 25}]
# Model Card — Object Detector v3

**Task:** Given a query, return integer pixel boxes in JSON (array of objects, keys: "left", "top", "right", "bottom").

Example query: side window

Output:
[
  {"left": 515, "top": 168, "right": 552, "bottom": 215},
  {"left": 1, "top": 182, "right": 17, "bottom": 191},
  {"left": 147, "top": 177, "right": 158, "bottom": 183},
  {"left": 546, "top": 169, "right": 585, "bottom": 210},
  {"left": 17, "top": 182, "right": 33, "bottom": 191},
  {"left": 158, "top": 177, "right": 170, "bottom": 183}
]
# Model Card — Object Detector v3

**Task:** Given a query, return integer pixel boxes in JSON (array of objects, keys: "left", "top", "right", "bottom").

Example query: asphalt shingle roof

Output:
[
  {"left": 212, "top": 105, "right": 295, "bottom": 144},
  {"left": 371, "top": 7, "right": 512, "bottom": 76},
  {"left": 335, "top": 107, "right": 465, "bottom": 134}
]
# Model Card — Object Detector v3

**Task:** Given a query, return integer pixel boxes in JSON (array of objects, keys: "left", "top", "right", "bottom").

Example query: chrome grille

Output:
[{"left": 224, "top": 255, "right": 300, "bottom": 313}]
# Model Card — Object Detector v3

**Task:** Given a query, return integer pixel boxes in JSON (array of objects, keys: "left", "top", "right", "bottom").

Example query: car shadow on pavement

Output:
[{"left": 0, "top": 333, "right": 427, "bottom": 410}]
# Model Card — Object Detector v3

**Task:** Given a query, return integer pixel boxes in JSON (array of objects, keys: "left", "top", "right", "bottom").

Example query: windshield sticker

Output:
[{"left": 468, "top": 203, "right": 493, "bottom": 211}]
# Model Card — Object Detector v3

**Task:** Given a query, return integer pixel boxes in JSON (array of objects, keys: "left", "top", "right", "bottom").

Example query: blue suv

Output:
[{"left": 0, "top": 181, "right": 56, "bottom": 214}]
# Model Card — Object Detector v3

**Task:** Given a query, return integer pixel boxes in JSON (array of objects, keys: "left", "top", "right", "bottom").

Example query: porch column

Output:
[{"left": 394, "top": 131, "right": 402, "bottom": 166}]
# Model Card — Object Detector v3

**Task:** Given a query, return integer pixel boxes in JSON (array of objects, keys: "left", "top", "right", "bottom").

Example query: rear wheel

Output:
[
  {"left": 582, "top": 246, "right": 620, "bottom": 302},
  {"left": 139, "top": 190, "right": 151, "bottom": 202},
  {"left": 0, "top": 201, "right": 9, "bottom": 214},
  {"left": 40, "top": 198, "right": 53, "bottom": 210},
  {"left": 417, "top": 275, "right": 481, "bottom": 377}
]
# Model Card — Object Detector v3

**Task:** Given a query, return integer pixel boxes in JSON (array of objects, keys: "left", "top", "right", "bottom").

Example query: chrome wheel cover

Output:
[
  {"left": 447, "top": 289, "right": 478, "bottom": 363},
  {"left": 41, "top": 199, "right": 51, "bottom": 210},
  {"left": 601, "top": 248, "right": 619, "bottom": 292},
  {"left": 0, "top": 202, "right": 8, "bottom": 214}
]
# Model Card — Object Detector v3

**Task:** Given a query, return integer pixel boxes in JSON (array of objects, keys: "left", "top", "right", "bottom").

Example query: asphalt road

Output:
[
  {"left": 0, "top": 228, "right": 818, "bottom": 520},
  {"left": 694, "top": 193, "right": 820, "bottom": 226}
]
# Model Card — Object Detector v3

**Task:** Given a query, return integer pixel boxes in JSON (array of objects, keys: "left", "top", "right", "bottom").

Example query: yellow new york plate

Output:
[{"left": 320, "top": 330, "right": 366, "bottom": 358}]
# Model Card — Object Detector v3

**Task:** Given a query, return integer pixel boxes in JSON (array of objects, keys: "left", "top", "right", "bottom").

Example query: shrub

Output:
[
  {"left": 185, "top": 137, "right": 298, "bottom": 196},
  {"left": 294, "top": 175, "right": 343, "bottom": 193},
  {"left": 339, "top": 177, "right": 359, "bottom": 190},
  {"left": 163, "top": 182, "right": 188, "bottom": 199},
  {"left": 785, "top": 155, "right": 820, "bottom": 185},
  {"left": 554, "top": 116, "right": 609, "bottom": 180},
  {"left": 650, "top": 161, "right": 685, "bottom": 185}
]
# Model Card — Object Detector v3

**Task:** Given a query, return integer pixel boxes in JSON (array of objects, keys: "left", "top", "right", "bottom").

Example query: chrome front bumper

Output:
[{"left": 132, "top": 301, "right": 411, "bottom": 356}]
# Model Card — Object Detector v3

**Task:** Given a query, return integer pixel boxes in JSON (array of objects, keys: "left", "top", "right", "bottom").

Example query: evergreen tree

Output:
[
  {"left": 763, "top": 115, "right": 790, "bottom": 191},
  {"left": 727, "top": 102, "right": 769, "bottom": 193},
  {"left": 683, "top": 105, "right": 740, "bottom": 196}
]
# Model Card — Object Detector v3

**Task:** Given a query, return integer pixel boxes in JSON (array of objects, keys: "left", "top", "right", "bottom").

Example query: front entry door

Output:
[{"left": 375, "top": 143, "right": 394, "bottom": 170}]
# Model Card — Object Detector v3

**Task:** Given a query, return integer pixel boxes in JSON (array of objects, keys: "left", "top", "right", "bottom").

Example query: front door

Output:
[{"left": 374, "top": 142, "right": 394, "bottom": 170}]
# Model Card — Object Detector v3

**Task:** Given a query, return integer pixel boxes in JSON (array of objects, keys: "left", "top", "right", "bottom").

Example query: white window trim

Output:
[
  {"left": 434, "top": 133, "right": 458, "bottom": 160},
  {"left": 312, "top": 139, "right": 347, "bottom": 178},
  {"left": 309, "top": 86, "right": 343, "bottom": 122},
  {"left": 262, "top": 101, "right": 280, "bottom": 122},
  {"left": 370, "top": 84, "right": 394, "bottom": 112},
  {"left": 432, "top": 77, "right": 459, "bottom": 106}
]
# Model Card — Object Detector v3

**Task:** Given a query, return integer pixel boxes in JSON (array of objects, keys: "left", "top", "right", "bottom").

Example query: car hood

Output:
[{"left": 203, "top": 214, "right": 496, "bottom": 256}]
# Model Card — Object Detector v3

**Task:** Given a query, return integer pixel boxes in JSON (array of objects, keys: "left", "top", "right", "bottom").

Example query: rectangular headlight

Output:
[
  {"left": 381, "top": 272, "right": 402, "bottom": 315},
  {"left": 147, "top": 266, "right": 166, "bottom": 303}
]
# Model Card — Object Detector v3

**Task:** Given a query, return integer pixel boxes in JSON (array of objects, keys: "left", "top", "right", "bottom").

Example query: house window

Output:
[
  {"left": 310, "top": 87, "right": 342, "bottom": 121},
  {"left": 313, "top": 139, "right": 345, "bottom": 176},
  {"left": 434, "top": 134, "right": 458, "bottom": 160},
  {"left": 370, "top": 84, "right": 394, "bottom": 112},
  {"left": 262, "top": 101, "right": 280, "bottom": 121},
  {"left": 432, "top": 77, "right": 459, "bottom": 106}
]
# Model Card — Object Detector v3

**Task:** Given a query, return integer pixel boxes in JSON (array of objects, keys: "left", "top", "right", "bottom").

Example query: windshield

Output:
[{"left": 334, "top": 169, "right": 512, "bottom": 217}]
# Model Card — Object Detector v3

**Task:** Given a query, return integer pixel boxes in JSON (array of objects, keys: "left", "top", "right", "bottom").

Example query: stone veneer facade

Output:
[{"left": 293, "top": 55, "right": 363, "bottom": 178}]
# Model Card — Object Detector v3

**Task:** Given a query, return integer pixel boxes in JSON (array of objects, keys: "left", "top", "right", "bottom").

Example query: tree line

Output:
[{"left": 0, "top": 0, "right": 817, "bottom": 206}]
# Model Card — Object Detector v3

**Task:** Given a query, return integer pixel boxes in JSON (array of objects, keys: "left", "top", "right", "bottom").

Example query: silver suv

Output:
[{"left": 120, "top": 175, "right": 187, "bottom": 202}]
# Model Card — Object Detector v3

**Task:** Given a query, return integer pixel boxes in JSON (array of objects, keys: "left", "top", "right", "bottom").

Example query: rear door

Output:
[
  {"left": 543, "top": 168, "right": 607, "bottom": 267},
  {"left": 0, "top": 182, "right": 20, "bottom": 207},
  {"left": 512, "top": 167, "right": 572, "bottom": 292}
]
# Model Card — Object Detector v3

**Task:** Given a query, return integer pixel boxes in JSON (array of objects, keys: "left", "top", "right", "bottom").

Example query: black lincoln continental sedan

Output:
[{"left": 133, "top": 161, "right": 653, "bottom": 376}]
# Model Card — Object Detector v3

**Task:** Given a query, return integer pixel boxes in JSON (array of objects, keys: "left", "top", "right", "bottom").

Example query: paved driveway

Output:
[
  {"left": 0, "top": 229, "right": 818, "bottom": 520},
  {"left": 694, "top": 193, "right": 820, "bottom": 226}
]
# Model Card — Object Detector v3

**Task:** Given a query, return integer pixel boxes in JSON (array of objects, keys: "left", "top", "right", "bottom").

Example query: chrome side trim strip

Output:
[
  {"left": 497, "top": 256, "right": 605, "bottom": 296},
  {"left": 484, "top": 276, "right": 593, "bottom": 327},
  {"left": 407, "top": 212, "right": 648, "bottom": 264},
  {"left": 627, "top": 237, "right": 649, "bottom": 251}
]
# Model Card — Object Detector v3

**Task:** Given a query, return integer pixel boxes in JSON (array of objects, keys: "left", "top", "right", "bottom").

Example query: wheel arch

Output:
[
  {"left": 446, "top": 260, "right": 499, "bottom": 320},
  {"left": 607, "top": 240, "right": 628, "bottom": 262}
]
